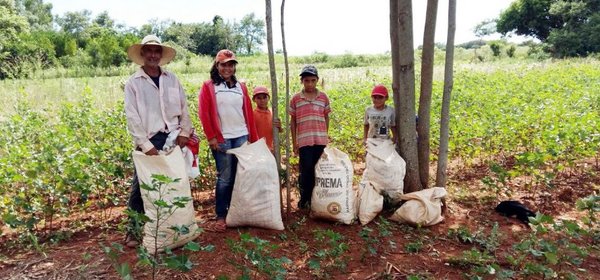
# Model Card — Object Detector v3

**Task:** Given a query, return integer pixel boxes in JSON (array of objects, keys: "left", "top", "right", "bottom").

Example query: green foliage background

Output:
[{"left": 0, "top": 55, "right": 598, "bottom": 236}]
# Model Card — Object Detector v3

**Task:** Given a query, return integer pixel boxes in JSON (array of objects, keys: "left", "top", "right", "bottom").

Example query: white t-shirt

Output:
[
  {"left": 364, "top": 105, "right": 395, "bottom": 139},
  {"left": 215, "top": 82, "right": 248, "bottom": 139}
]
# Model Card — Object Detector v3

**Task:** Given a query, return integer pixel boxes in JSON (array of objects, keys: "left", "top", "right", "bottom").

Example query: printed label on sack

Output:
[
  {"left": 315, "top": 188, "right": 343, "bottom": 199},
  {"left": 316, "top": 177, "right": 343, "bottom": 188},
  {"left": 327, "top": 202, "right": 341, "bottom": 215}
]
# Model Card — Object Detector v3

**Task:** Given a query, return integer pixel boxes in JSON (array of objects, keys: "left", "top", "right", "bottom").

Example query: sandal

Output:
[
  {"left": 203, "top": 219, "right": 227, "bottom": 232},
  {"left": 124, "top": 233, "right": 140, "bottom": 248}
]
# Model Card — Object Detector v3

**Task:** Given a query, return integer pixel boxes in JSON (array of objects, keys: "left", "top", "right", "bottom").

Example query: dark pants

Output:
[
  {"left": 127, "top": 132, "right": 168, "bottom": 235},
  {"left": 298, "top": 145, "right": 325, "bottom": 208}
]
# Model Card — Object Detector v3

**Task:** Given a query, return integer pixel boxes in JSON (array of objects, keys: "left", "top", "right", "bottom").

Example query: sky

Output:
[{"left": 47, "top": 0, "right": 520, "bottom": 56}]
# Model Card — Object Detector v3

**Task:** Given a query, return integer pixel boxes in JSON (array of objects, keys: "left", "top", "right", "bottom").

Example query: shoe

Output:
[{"left": 125, "top": 234, "right": 140, "bottom": 248}]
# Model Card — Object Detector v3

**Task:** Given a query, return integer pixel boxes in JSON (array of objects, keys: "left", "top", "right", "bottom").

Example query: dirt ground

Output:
[{"left": 1, "top": 159, "right": 599, "bottom": 280}]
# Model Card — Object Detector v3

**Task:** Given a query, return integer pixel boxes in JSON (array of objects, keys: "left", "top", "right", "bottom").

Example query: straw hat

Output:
[{"left": 127, "top": 35, "right": 176, "bottom": 66}]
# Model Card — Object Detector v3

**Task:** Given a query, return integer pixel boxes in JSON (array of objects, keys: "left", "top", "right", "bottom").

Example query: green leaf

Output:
[
  {"left": 183, "top": 241, "right": 200, "bottom": 251},
  {"left": 544, "top": 252, "right": 558, "bottom": 265},
  {"left": 116, "top": 263, "right": 133, "bottom": 279},
  {"left": 153, "top": 199, "right": 170, "bottom": 208},
  {"left": 307, "top": 259, "right": 321, "bottom": 270},
  {"left": 139, "top": 182, "right": 156, "bottom": 191},
  {"left": 201, "top": 244, "right": 216, "bottom": 252}
]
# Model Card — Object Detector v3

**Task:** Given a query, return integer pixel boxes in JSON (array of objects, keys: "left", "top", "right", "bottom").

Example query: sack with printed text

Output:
[{"left": 311, "top": 146, "right": 356, "bottom": 225}]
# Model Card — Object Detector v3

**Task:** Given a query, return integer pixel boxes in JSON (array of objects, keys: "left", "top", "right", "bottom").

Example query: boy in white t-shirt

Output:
[{"left": 363, "top": 84, "right": 396, "bottom": 144}]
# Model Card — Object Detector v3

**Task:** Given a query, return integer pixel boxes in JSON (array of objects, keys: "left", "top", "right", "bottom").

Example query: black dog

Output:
[{"left": 495, "top": 200, "right": 536, "bottom": 224}]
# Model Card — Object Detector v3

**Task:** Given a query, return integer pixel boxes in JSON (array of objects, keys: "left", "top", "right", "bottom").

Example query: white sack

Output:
[
  {"left": 357, "top": 180, "right": 384, "bottom": 225},
  {"left": 226, "top": 139, "right": 284, "bottom": 230},
  {"left": 311, "top": 147, "right": 356, "bottom": 225},
  {"left": 363, "top": 138, "right": 406, "bottom": 203},
  {"left": 389, "top": 187, "right": 447, "bottom": 227},
  {"left": 132, "top": 147, "right": 200, "bottom": 253}
]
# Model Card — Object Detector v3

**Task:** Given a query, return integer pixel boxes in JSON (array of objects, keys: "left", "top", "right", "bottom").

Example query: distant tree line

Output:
[{"left": 0, "top": 0, "right": 266, "bottom": 79}]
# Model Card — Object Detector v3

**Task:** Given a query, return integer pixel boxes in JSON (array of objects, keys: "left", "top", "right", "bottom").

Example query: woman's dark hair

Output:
[{"left": 210, "top": 63, "right": 238, "bottom": 87}]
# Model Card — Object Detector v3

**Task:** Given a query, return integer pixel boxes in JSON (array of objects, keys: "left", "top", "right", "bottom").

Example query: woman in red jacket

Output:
[{"left": 198, "top": 49, "right": 258, "bottom": 232}]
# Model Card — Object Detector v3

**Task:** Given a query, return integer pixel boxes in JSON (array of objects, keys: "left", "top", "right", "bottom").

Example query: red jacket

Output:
[{"left": 198, "top": 80, "right": 258, "bottom": 143}]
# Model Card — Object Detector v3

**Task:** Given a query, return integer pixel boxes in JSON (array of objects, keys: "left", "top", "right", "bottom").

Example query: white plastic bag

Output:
[
  {"left": 163, "top": 129, "right": 199, "bottom": 179},
  {"left": 389, "top": 187, "right": 447, "bottom": 227},
  {"left": 181, "top": 146, "right": 200, "bottom": 179},
  {"left": 226, "top": 139, "right": 284, "bottom": 230},
  {"left": 357, "top": 180, "right": 384, "bottom": 225},
  {"left": 132, "top": 147, "right": 200, "bottom": 253},
  {"left": 162, "top": 129, "right": 180, "bottom": 152},
  {"left": 311, "top": 147, "right": 356, "bottom": 225},
  {"left": 363, "top": 139, "right": 406, "bottom": 203}
]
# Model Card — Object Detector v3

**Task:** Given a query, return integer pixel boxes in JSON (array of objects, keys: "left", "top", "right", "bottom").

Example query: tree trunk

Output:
[
  {"left": 418, "top": 0, "right": 438, "bottom": 188},
  {"left": 280, "top": 0, "right": 292, "bottom": 218},
  {"left": 265, "top": 0, "right": 280, "bottom": 166},
  {"left": 265, "top": 0, "right": 284, "bottom": 216},
  {"left": 390, "top": 0, "right": 422, "bottom": 193},
  {"left": 436, "top": 0, "right": 456, "bottom": 188}
]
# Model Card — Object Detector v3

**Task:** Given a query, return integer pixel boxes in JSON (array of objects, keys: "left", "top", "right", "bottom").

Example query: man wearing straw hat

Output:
[{"left": 123, "top": 35, "right": 193, "bottom": 247}]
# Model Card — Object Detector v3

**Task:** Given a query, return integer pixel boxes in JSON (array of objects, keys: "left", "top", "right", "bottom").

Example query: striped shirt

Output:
[{"left": 289, "top": 91, "right": 331, "bottom": 148}]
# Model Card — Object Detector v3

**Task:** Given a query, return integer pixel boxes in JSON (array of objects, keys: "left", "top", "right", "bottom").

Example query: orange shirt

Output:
[{"left": 253, "top": 108, "right": 274, "bottom": 150}]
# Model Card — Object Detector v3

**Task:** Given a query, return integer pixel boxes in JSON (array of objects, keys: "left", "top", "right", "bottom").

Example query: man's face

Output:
[{"left": 141, "top": 45, "right": 163, "bottom": 67}]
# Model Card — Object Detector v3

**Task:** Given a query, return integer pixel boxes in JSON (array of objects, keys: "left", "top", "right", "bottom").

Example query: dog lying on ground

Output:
[{"left": 495, "top": 200, "right": 536, "bottom": 224}]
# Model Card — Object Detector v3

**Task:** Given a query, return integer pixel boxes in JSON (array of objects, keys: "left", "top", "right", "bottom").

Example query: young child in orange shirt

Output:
[{"left": 252, "top": 86, "right": 281, "bottom": 151}]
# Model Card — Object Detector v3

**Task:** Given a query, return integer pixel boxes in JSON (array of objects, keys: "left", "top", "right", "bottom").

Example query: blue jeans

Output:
[{"left": 212, "top": 135, "right": 248, "bottom": 218}]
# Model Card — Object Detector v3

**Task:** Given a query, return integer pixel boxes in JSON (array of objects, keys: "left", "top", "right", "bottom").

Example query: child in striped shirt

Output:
[{"left": 289, "top": 65, "right": 331, "bottom": 209}]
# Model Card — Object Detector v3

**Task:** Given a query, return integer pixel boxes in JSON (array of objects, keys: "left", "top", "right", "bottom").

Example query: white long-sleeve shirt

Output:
[{"left": 124, "top": 67, "right": 192, "bottom": 153}]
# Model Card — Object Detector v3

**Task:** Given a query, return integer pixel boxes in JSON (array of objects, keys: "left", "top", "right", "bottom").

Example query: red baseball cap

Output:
[
  {"left": 215, "top": 49, "right": 237, "bottom": 64},
  {"left": 252, "top": 86, "right": 269, "bottom": 97},
  {"left": 371, "top": 84, "right": 389, "bottom": 97}
]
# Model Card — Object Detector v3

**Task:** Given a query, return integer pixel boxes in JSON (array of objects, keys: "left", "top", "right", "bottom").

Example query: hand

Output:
[
  {"left": 274, "top": 118, "right": 283, "bottom": 132},
  {"left": 293, "top": 144, "right": 298, "bottom": 156},
  {"left": 176, "top": 135, "right": 189, "bottom": 148},
  {"left": 208, "top": 138, "right": 219, "bottom": 151},
  {"left": 145, "top": 147, "right": 159, "bottom": 156}
]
